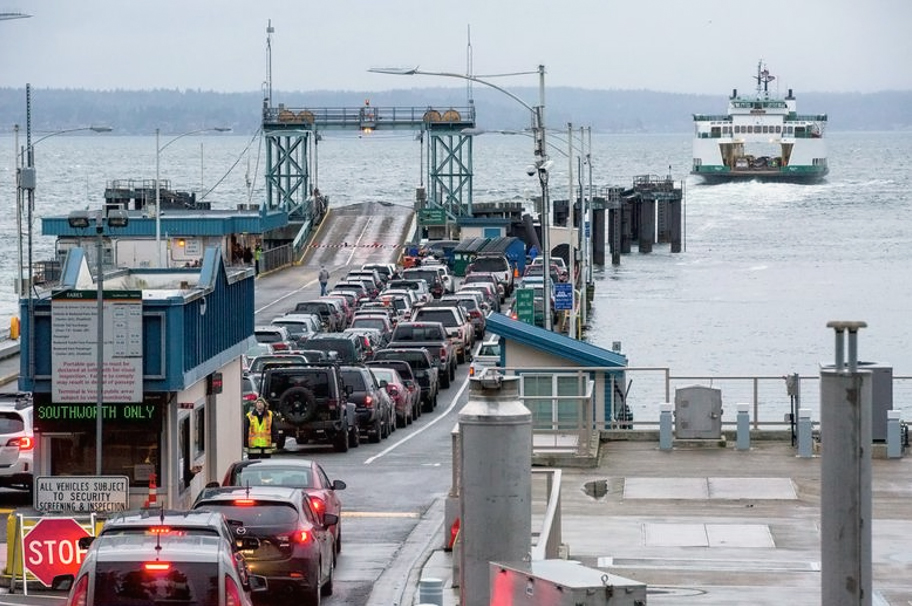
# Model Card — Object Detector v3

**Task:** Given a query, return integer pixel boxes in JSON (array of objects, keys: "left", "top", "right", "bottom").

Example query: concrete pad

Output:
[
  {"left": 624, "top": 477, "right": 708, "bottom": 499},
  {"left": 708, "top": 477, "right": 797, "bottom": 500},
  {"left": 644, "top": 523, "right": 707, "bottom": 546},
  {"left": 705, "top": 524, "right": 774, "bottom": 548},
  {"left": 333, "top": 542, "right": 399, "bottom": 581}
]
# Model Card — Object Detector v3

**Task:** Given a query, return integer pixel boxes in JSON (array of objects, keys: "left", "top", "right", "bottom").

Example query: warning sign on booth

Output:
[{"left": 35, "top": 475, "right": 130, "bottom": 514}]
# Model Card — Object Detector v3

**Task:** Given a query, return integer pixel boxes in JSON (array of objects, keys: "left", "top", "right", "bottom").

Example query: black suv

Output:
[
  {"left": 261, "top": 363, "right": 358, "bottom": 452},
  {"left": 300, "top": 333, "right": 366, "bottom": 364},
  {"left": 370, "top": 348, "right": 439, "bottom": 411},
  {"left": 339, "top": 366, "right": 394, "bottom": 443}
]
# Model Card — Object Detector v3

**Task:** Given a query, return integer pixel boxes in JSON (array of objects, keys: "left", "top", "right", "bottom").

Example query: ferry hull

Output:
[{"left": 692, "top": 167, "right": 829, "bottom": 184}]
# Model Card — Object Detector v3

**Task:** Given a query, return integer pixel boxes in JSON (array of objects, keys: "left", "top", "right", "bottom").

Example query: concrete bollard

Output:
[
  {"left": 736, "top": 403, "right": 750, "bottom": 451},
  {"left": 418, "top": 577, "right": 444, "bottom": 606},
  {"left": 887, "top": 410, "right": 902, "bottom": 459},
  {"left": 659, "top": 403, "right": 673, "bottom": 451},
  {"left": 797, "top": 408, "right": 813, "bottom": 458}
]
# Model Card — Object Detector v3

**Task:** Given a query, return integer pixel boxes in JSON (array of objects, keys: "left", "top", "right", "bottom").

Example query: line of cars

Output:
[
  {"left": 54, "top": 456, "right": 348, "bottom": 606},
  {"left": 244, "top": 258, "right": 507, "bottom": 455}
]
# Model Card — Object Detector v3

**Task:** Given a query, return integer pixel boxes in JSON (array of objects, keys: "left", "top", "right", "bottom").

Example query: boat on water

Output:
[{"left": 691, "top": 61, "right": 828, "bottom": 183}]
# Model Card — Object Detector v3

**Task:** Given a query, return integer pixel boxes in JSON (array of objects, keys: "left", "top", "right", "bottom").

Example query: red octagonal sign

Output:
[{"left": 24, "top": 518, "right": 91, "bottom": 586}]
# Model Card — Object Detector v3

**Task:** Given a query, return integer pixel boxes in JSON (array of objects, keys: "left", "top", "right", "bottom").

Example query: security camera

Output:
[
  {"left": 525, "top": 164, "right": 537, "bottom": 177},
  {"left": 540, "top": 160, "right": 554, "bottom": 173}
]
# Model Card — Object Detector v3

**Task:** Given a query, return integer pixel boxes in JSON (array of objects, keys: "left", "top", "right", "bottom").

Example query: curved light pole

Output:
[
  {"left": 369, "top": 65, "right": 555, "bottom": 329},
  {"left": 155, "top": 127, "right": 231, "bottom": 267},
  {"left": 18, "top": 123, "right": 113, "bottom": 383}
]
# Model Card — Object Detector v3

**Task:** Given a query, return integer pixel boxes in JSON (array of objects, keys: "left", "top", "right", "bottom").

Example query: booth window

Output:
[
  {"left": 194, "top": 405, "right": 206, "bottom": 458},
  {"left": 49, "top": 429, "right": 160, "bottom": 488}
]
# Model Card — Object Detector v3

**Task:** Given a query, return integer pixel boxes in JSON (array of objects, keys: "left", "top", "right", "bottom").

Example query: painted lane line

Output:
[
  {"left": 255, "top": 279, "right": 318, "bottom": 314},
  {"left": 363, "top": 376, "right": 470, "bottom": 465},
  {"left": 345, "top": 215, "right": 375, "bottom": 266}
]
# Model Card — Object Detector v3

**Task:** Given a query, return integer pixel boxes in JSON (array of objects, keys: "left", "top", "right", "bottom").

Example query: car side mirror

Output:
[
  {"left": 332, "top": 479, "right": 347, "bottom": 491},
  {"left": 248, "top": 575, "right": 269, "bottom": 593},
  {"left": 322, "top": 512, "right": 340, "bottom": 528},
  {"left": 77, "top": 536, "right": 95, "bottom": 550}
]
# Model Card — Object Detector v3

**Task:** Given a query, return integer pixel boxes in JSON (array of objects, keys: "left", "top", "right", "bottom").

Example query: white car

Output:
[
  {"left": 469, "top": 338, "right": 502, "bottom": 378},
  {"left": 0, "top": 394, "right": 34, "bottom": 493}
]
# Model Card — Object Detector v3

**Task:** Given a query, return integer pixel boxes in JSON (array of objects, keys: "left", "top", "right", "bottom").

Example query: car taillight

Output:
[
  {"left": 310, "top": 497, "right": 326, "bottom": 515},
  {"left": 295, "top": 529, "right": 312, "bottom": 543},
  {"left": 225, "top": 574, "right": 242, "bottom": 606},
  {"left": 469, "top": 310, "right": 482, "bottom": 319},
  {"left": 67, "top": 574, "right": 88, "bottom": 606},
  {"left": 243, "top": 393, "right": 257, "bottom": 402},
  {"left": 439, "top": 347, "right": 447, "bottom": 360},
  {"left": 8, "top": 436, "right": 34, "bottom": 450},
  {"left": 327, "top": 398, "right": 338, "bottom": 410},
  {"left": 364, "top": 395, "right": 374, "bottom": 407},
  {"left": 233, "top": 499, "right": 256, "bottom": 506},
  {"left": 273, "top": 342, "right": 289, "bottom": 351},
  {"left": 143, "top": 562, "right": 171, "bottom": 572}
]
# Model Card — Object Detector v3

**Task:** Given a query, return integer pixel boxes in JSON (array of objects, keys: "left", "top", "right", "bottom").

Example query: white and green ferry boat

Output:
[{"left": 691, "top": 62, "right": 828, "bottom": 183}]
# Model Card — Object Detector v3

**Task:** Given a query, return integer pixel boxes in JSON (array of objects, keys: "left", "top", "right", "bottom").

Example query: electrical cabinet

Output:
[{"left": 489, "top": 560, "right": 647, "bottom": 606}]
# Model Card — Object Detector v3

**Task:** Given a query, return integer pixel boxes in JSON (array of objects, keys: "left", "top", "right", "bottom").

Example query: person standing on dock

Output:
[
  {"left": 254, "top": 243, "right": 262, "bottom": 275},
  {"left": 319, "top": 265, "right": 330, "bottom": 296}
]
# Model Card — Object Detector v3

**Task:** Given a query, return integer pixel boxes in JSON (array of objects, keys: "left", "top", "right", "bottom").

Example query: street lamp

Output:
[
  {"left": 368, "top": 65, "right": 555, "bottom": 329},
  {"left": 155, "top": 127, "right": 231, "bottom": 267},
  {"left": 17, "top": 122, "right": 113, "bottom": 384},
  {"left": 68, "top": 208, "right": 129, "bottom": 475}
]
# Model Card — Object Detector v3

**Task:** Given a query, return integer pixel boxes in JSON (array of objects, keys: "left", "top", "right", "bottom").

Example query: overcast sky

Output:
[{"left": 2, "top": 0, "right": 910, "bottom": 95}]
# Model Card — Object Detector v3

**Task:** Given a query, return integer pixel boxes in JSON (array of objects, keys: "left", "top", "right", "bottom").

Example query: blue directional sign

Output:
[{"left": 554, "top": 283, "right": 573, "bottom": 311}]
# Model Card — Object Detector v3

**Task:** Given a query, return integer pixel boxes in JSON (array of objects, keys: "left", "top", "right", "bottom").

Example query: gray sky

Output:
[{"left": 2, "top": 0, "right": 910, "bottom": 94}]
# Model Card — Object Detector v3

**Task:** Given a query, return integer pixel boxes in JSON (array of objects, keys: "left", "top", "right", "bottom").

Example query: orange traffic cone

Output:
[
  {"left": 513, "top": 267, "right": 519, "bottom": 279},
  {"left": 143, "top": 472, "right": 158, "bottom": 507},
  {"left": 446, "top": 517, "right": 460, "bottom": 551}
]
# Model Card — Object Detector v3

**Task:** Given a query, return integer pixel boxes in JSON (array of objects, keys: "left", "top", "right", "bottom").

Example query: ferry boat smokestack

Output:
[{"left": 731, "top": 88, "right": 737, "bottom": 99}]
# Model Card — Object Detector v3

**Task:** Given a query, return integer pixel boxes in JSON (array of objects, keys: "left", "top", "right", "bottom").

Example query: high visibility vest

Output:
[{"left": 247, "top": 411, "right": 272, "bottom": 447}]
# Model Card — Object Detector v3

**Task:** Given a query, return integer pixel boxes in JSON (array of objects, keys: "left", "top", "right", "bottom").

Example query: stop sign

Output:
[{"left": 24, "top": 518, "right": 91, "bottom": 586}]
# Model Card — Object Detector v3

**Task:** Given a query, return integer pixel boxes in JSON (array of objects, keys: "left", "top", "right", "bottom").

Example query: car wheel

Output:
[
  {"left": 321, "top": 558, "right": 334, "bottom": 597},
  {"left": 335, "top": 527, "right": 342, "bottom": 555},
  {"left": 334, "top": 422, "right": 350, "bottom": 453},
  {"left": 278, "top": 387, "right": 317, "bottom": 424},
  {"left": 304, "top": 580, "right": 322, "bottom": 606},
  {"left": 349, "top": 426, "right": 361, "bottom": 448},
  {"left": 450, "top": 364, "right": 456, "bottom": 382},
  {"left": 441, "top": 370, "right": 451, "bottom": 389},
  {"left": 369, "top": 418, "right": 382, "bottom": 443},
  {"left": 457, "top": 348, "right": 466, "bottom": 364}
]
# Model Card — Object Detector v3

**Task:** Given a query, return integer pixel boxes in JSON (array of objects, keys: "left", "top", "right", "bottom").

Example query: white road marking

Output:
[{"left": 363, "top": 375, "right": 469, "bottom": 465}]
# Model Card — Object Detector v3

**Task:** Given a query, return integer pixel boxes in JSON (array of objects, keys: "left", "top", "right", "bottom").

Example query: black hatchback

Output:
[{"left": 193, "top": 485, "right": 336, "bottom": 606}]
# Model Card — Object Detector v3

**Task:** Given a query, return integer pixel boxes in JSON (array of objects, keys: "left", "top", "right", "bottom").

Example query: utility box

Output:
[
  {"left": 674, "top": 385, "right": 723, "bottom": 439},
  {"left": 821, "top": 362, "right": 893, "bottom": 442},
  {"left": 490, "top": 560, "right": 647, "bottom": 605}
]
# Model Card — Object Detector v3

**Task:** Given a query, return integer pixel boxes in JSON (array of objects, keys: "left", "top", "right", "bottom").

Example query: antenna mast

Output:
[
  {"left": 265, "top": 19, "right": 275, "bottom": 108},
  {"left": 466, "top": 25, "right": 473, "bottom": 105}
]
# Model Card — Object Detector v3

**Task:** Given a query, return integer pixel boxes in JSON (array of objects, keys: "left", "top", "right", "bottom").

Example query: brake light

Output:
[
  {"left": 233, "top": 499, "right": 256, "bottom": 506},
  {"left": 243, "top": 392, "right": 258, "bottom": 402},
  {"left": 272, "top": 342, "right": 289, "bottom": 351},
  {"left": 310, "top": 497, "right": 326, "bottom": 514},
  {"left": 143, "top": 562, "right": 171, "bottom": 572},
  {"left": 469, "top": 310, "right": 482, "bottom": 319},
  {"left": 439, "top": 347, "right": 447, "bottom": 360},
  {"left": 8, "top": 436, "right": 34, "bottom": 450},
  {"left": 327, "top": 398, "right": 339, "bottom": 410},
  {"left": 148, "top": 526, "right": 171, "bottom": 534},
  {"left": 225, "top": 574, "right": 242, "bottom": 606},
  {"left": 68, "top": 574, "right": 88, "bottom": 606},
  {"left": 364, "top": 395, "right": 374, "bottom": 407},
  {"left": 295, "top": 529, "right": 312, "bottom": 543}
]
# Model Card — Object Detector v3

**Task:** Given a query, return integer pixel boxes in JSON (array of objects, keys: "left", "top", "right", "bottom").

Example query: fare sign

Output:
[
  {"left": 35, "top": 475, "right": 130, "bottom": 514},
  {"left": 515, "top": 288, "right": 535, "bottom": 325},
  {"left": 23, "top": 518, "right": 91, "bottom": 586}
]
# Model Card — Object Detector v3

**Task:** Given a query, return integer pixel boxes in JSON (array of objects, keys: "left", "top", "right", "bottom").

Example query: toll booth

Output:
[{"left": 19, "top": 245, "right": 254, "bottom": 511}]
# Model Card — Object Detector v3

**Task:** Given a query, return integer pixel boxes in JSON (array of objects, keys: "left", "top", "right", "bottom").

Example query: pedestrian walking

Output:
[
  {"left": 318, "top": 265, "right": 330, "bottom": 296},
  {"left": 254, "top": 243, "right": 262, "bottom": 275},
  {"left": 244, "top": 397, "right": 277, "bottom": 459}
]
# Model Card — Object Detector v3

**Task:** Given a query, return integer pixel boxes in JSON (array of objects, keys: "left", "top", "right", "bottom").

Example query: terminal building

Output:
[{"left": 20, "top": 244, "right": 254, "bottom": 510}]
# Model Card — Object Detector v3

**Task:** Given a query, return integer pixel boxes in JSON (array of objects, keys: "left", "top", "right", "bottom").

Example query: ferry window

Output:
[
  {"left": 775, "top": 125, "right": 781, "bottom": 133},
  {"left": 788, "top": 126, "right": 794, "bottom": 134},
  {"left": 747, "top": 126, "right": 753, "bottom": 134},
  {"left": 762, "top": 125, "right": 769, "bottom": 134}
]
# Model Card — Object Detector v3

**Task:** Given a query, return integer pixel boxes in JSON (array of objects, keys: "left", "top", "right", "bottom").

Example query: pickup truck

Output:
[{"left": 384, "top": 321, "right": 457, "bottom": 389}]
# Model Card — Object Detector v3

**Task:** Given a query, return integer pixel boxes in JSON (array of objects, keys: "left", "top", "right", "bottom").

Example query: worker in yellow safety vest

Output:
[{"left": 245, "top": 397, "right": 277, "bottom": 459}]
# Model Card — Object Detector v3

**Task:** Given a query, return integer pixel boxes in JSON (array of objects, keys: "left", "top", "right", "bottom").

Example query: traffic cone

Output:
[
  {"left": 446, "top": 517, "right": 460, "bottom": 551},
  {"left": 513, "top": 267, "right": 520, "bottom": 279},
  {"left": 143, "top": 472, "right": 157, "bottom": 507}
]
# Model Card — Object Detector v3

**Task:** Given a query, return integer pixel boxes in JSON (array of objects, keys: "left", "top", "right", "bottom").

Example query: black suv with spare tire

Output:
[{"left": 260, "top": 363, "right": 358, "bottom": 452}]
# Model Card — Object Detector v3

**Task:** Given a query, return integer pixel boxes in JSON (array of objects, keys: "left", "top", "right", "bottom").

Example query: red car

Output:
[
  {"left": 220, "top": 458, "right": 346, "bottom": 555},
  {"left": 369, "top": 366, "right": 419, "bottom": 427}
]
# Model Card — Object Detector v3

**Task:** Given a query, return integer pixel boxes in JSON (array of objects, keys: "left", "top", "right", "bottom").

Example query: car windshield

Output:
[
  {"left": 471, "top": 257, "right": 508, "bottom": 272},
  {"left": 233, "top": 466, "right": 314, "bottom": 488},
  {"left": 0, "top": 412, "right": 25, "bottom": 433},
  {"left": 392, "top": 325, "right": 443, "bottom": 340},
  {"left": 376, "top": 351, "right": 429, "bottom": 368},
  {"left": 196, "top": 501, "right": 300, "bottom": 527},
  {"left": 351, "top": 318, "right": 387, "bottom": 331},
  {"left": 414, "top": 310, "right": 457, "bottom": 326},
  {"left": 266, "top": 372, "right": 331, "bottom": 399},
  {"left": 93, "top": 558, "right": 220, "bottom": 605},
  {"left": 340, "top": 370, "right": 367, "bottom": 390}
]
